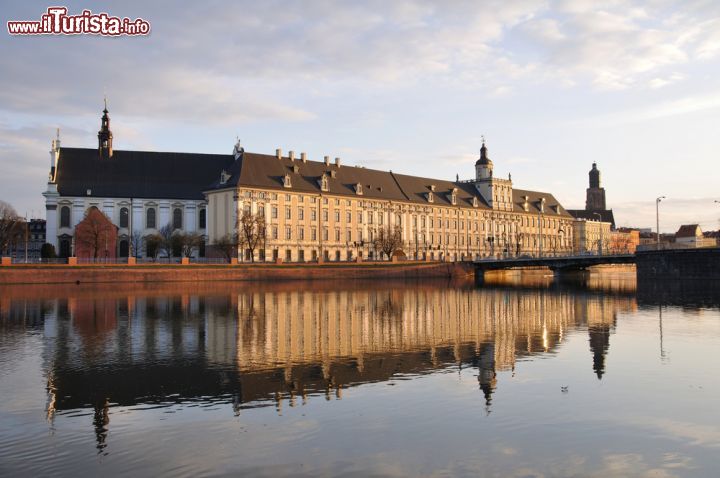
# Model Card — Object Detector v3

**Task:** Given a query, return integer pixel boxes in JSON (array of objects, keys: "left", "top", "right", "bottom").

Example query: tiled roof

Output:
[
  {"left": 55, "top": 148, "right": 572, "bottom": 217},
  {"left": 676, "top": 224, "right": 701, "bottom": 238},
  {"left": 567, "top": 209, "right": 616, "bottom": 228},
  {"left": 56, "top": 147, "right": 234, "bottom": 200}
]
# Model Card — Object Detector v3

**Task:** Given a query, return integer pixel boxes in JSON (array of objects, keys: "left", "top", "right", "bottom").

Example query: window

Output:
[
  {"left": 285, "top": 206, "right": 291, "bottom": 220},
  {"left": 285, "top": 227, "right": 292, "bottom": 240},
  {"left": 323, "top": 228, "right": 328, "bottom": 240},
  {"left": 335, "top": 229, "right": 340, "bottom": 241},
  {"left": 119, "top": 207, "right": 129, "bottom": 228},
  {"left": 299, "top": 227, "right": 305, "bottom": 240},
  {"left": 173, "top": 208, "right": 183, "bottom": 230},
  {"left": 379, "top": 213, "right": 384, "bottom": 225},
  {"left": 346, "top": 229, "right": 352, "bottom": 241},
  {"left": 346, "top": 212, "right": 351, "bottom": 223},
  {"left": 272, "top": 226, "right": 278, "bottom": 239},
  {"left": 199, "top": 209, "right": 206, "bottom": 229},
  {"left": 358, "top": 211, "right": 363, "bottom": 224},
  {"left": 272, "top": 206, "right": 278, "bottom": 219},
  {"left": 298, "top": 207, "right": 304, "bottom": 220},
  {"left": 311, "top": 228, "right": 317, "bottom": 241},
  {"left": 323, "top": 209, "right": 328, "bottom": 221},
  {"left": 146, "top": 208, "right": 156, "bottom": 229},
  {"left": 60, "top": 206, "right": 70, "bottom": 228},
  {"left": 334, "top": 211, "right": 340, "bottom": 222},
  {"left": 258, "top": 204, "right": 265, "bottom": 216}
]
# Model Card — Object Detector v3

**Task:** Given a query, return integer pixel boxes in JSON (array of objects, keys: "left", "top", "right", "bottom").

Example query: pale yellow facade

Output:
[
  {"left": 573, "top": 219, "right": 612, "bottom": 254},
  {"left": 209, "top": 186, "right": 575, "bottom": 262}
]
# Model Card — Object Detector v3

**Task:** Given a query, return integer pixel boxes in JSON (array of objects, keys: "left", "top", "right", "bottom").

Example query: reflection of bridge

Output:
[{"left": 474, "top": 254, "right": 635, "bottom": 272}]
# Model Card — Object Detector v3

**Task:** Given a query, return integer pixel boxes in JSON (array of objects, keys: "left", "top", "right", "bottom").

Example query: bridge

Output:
[{"left": 473, "top": 254, "right": 636, "bottom": 272}]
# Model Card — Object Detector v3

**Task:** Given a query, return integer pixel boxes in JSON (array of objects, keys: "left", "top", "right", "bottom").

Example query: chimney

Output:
[
  {"left": 301, "top": 152, "right": 307, "bottom": 163},
  {"left": 324, "top": 155, "right": 330, "bottom": 166},
  {"left": 289, "top": 150, "right": 295, "bottom": 161},
  {"left": 276, "top": 148, "right": 282, "bottom": 159},
  {"left": 335, "top": 157, "right": 341, "bottom": 167}
]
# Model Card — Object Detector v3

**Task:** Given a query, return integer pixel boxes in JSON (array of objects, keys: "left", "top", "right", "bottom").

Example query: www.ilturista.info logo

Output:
[{"left": 7, "top": 7, "right": 150, "bottom": 36}]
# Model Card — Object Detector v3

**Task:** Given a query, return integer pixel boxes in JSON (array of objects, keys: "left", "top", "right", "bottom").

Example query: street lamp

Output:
[{"left": 656, "top": 196, "right": 666, "bottom": 250}]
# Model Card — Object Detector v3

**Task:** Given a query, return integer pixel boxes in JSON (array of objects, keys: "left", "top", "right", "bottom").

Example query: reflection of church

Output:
[{"left": 12, "top": 281, "right": 636, "bottom": 451}]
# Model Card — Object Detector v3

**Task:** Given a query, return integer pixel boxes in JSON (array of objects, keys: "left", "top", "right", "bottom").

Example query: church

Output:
[{"left": 43, "top": 106, "right": 575, "bottom": 261}]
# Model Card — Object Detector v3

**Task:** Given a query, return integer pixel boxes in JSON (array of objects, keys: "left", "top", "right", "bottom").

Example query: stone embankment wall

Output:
[
  {"left": 0, "top": 262, "right": 475, "bottom": 285},
  {"left": 636, "top": 248, "right": 720, "bottom": 280}
]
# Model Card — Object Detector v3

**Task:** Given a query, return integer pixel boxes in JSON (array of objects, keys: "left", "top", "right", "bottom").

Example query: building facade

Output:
[
  {"left": 43, "top": 107, "right": 219, "bottom": 258},
  {"left": 206, "top": 142, "right": 575, "bottom": 262},
  {"left": 44, "top": 106, "right": 575, "bottom": 261},
  {"left": 573, "top": 218, "right": 612, "bottom": 254}
]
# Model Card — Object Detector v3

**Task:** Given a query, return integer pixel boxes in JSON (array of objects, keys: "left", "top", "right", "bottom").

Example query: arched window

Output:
[
  {"left": 199, "top": 209, "right": 206, "bottom": 229},
  {"left": 60, "top": 206, "right": 70, "bottom": 228},
  {"left": 146, "top": 208, "right": 156, "bottom": 229},
  {"left": 173, "top": 208, "right": 183, "bottom": 230},
  {"left": 119, "top": 207, "right": 129, "bottom": 228}
]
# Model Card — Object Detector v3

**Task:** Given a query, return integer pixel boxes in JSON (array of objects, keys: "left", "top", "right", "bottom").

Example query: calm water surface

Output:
[{"left": 1, "top": 271, "right": 719, "bottom": 477}]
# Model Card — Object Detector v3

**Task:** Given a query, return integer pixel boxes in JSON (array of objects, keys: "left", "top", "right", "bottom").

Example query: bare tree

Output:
[
  {"left": 238, "top": 211, "right": 266, "bottom": 263},
  {"left": 178, "top": 232, "right": 204, "bottom": 258},
  {"left": 157, "top": 223, "right": 174, "bottom": 259},
  {"left": 214, "top": 233, "right": 238, "bottom": 263},
  {"left": 373, "top": 225, "right": 403, "bottom": 261},
  {"left": 130, "top": 230, "right": 143, "bottom": 258},
  {"left": 0, "top": 200, "right": 24, "bottom": 255},
  {"left": 75, "top": 208, "right": 116, "bottom": 259},
  {"left": 144, "top": 234, "right": 162, "bottom": 259}
]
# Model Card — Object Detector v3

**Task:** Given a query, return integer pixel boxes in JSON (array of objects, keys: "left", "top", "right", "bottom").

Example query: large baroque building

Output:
[{"left": 44, "top": 106, "right": 575, "bottom": 261}]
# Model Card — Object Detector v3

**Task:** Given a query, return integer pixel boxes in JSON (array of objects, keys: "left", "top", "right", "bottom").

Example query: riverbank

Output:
[{"left": 0, "top": 261, "right": 475, "bottom": 285}]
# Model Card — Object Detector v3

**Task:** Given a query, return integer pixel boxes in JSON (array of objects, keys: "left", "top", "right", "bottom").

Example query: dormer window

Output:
[
  {"left": 523, "top": 195, "right": 529, "bottom": 212},
  {"left": 292, "top": 165, "right": 299, "bottom": 174},
  {"left": 319, "top": 174, "right": 329, "bottom": 192},
  {"left": 450, "top": 188, "right": 457, "bottom": 206},
  {"left": 427, "top": 191, "right": 434, "bottom": 203},
  {"left": 330, "top": 170, "right": 337, "bottom": 178},
  {"left": 355, "top": 183, "right": 363, "bottom": 195},
  {"left": 220, "top": 169, "right": 231, "bottom": 184},
  {"left": 284, "top": 173, "right": 292, "bottom": 188},
  {"left": 472, "top": 197, "right": 478, "bottom": 208}
]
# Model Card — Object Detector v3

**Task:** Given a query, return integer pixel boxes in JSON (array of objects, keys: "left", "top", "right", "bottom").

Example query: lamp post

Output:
[{"left": 656, "top": 196, "right": 666, "bottom": 250}]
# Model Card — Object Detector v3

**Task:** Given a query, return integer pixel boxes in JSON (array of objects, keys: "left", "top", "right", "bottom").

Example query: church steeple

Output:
[
  {"left": 98, "top": 99, "right": 113, "bottom": 159},
  {"left": 475, "top": 137, "right": 493, "bottom": 180},
  {"left": 589, "top": 162, "right": 600, "bottom": 188}
]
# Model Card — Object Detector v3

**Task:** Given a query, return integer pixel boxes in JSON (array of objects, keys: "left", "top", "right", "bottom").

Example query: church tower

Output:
[
  {"left": 585, "top": 162, "right": 606, "bottom": 211},
  {"left": 98, "top": 100, "right": 113, "bottom": 159},
  {"left": 474, "top": 140, "right": 513, "bottom": 211}
]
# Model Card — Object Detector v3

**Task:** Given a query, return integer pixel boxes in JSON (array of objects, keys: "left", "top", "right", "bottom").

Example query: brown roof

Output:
[
  {"left": 676, "top": 224, "right": 702, "bottom": 238},
  {"left": 212, "top": 152, "right": 572, "bottom": 216}
]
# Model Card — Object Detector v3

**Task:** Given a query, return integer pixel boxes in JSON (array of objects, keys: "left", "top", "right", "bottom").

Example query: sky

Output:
[{"left": 1, "top": 0, "right": 719, "bottom": 232}]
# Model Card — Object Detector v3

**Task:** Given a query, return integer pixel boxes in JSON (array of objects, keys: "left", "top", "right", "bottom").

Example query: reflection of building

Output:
[{"left": 0, "top": 281, "right": 638, "bottom": 451}]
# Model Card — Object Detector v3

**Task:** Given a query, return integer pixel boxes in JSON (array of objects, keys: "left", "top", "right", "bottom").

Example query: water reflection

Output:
[{"left": 0, "top": 276, "right": 644, "bottom": 451}]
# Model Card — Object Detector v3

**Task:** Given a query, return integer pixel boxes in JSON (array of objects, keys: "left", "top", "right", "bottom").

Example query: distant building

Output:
[
  {"left": 609, "top": 228, "right": 640, "bottom": 254},
  {"left": 6, "top": 218, "right": 46, "bottom": 261},
  {"left": 568, "top": 163, "right": 616, "bottom": 229},
  {"left": 676, "top": 224, "right": 715, "bottom": 248},
  {"left": 573, "top": 218, "right": 612, "bottom": 254}
]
